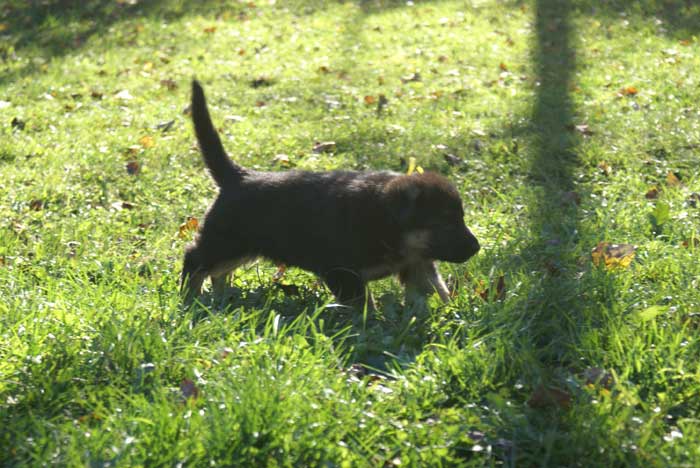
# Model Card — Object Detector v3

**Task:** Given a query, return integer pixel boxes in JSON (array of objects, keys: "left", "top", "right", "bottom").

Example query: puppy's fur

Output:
[{"left": 181, "top": 80, "right": 480, "bottom": 309}]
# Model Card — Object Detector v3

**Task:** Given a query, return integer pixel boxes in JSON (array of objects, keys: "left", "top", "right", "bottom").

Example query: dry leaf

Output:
[
  {"left": 139, "top": 135, "right": 155, "bottom": 148},
  {"left": 618, "top": 86, "right": 638, "bottom": 96},
  {"left": 364, "top": 95, "right": 376, "bottom": 105},
  {"left": 126, "top": 161, "right": 140, "bottom": 175},
  {"left": 666, "top": 171, "right": 682, "bottom": 187},
  {"left": 317, "top": 65, "right": 331, "bottom": 74},
  {"left": 477, "top": 275, "right": 506, "bottom": 301},
  {"left": 272, "top": 154, "right": 291, "bottom": 165},
  {"left": 645, "top": 186, "right": 661, "bottom": 199},
  {"left": 401, "top": 72, "right": 421, "bottom": 83},
  {"left": 591, "top": 242, "right": 636, "bottom": 269},
  {"left": 160, "top": 78, "right": 178, "bottom": 90},
  {"left": 597, "top": 161, "right": 612, "bottom": 176},
  {"left": 272, "top": 264, "right": 287, "bottom": 282},
  {"left": 312, "top": 141, "right": 336, "bottom": 154},
  {"left": 180, "top": 379, "right": 200, "bottom": 400},
  {"left": 499, "top": 62, "right": 508, "bottom": 72},
  {"left": 203, "top": 26, "right": 217, "bottom": 33},
  {"left": 178, "top": 217, "right": 199, "bottom": 238},
  {"left": 29, "top": 199, "right": 43, "bottom": 211},
  {"left": 583, "top": 367, "right": 614, "bottom": 388},
  {"left": 528, "top": 384, "right": 571, "bottom": 409}
]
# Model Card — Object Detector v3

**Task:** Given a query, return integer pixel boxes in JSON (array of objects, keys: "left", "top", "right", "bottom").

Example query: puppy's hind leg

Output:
[{"left": 399, "top": 261, "right": 451, "bottom": 304}]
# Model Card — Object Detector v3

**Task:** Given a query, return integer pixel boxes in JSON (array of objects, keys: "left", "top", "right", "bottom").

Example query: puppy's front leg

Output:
[
  {"left": 399, "top": 261, "right": 451, "bottom": 303},
  {"left": 323, "top": 269, "right": 375, "bottom": 311}
]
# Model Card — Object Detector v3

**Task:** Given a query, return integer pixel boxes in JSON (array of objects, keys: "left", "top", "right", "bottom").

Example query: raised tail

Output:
[{"left": 191, "top": 80, "right": 242, "bottom": 187}]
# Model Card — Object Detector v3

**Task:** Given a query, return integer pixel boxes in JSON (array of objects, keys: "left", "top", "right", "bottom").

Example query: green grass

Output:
[{"left": 2, "top": 0, "right": 700, "bottom": 465}]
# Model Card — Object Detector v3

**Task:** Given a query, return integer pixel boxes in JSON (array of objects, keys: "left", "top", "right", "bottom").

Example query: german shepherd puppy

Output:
[{"left": 181, "top": 80, "right": 480, "bottom": 309}]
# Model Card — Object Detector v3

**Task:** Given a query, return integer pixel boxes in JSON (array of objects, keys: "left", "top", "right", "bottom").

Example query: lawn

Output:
[{"left": 1, "top": 0, "right": 700, "bottom": 465}]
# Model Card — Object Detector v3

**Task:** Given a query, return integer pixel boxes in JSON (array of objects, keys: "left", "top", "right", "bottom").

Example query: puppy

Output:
[{"left": 181, "top": 80, "right": 480, "bottom": 309}]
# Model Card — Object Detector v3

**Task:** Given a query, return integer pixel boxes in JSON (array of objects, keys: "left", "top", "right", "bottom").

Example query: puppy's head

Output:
[{"left": 384, "top": 172, "right": 480, "bottom": 263}]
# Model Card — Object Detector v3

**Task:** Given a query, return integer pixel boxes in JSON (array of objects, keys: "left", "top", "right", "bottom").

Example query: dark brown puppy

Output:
[{"left": 181, "top": 80, "right": 480, "bottom": 309}]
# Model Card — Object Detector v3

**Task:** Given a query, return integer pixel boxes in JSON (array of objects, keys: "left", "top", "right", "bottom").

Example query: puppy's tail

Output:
[{"left": 191, "top": 80, "right": 243, "bottom": 187}]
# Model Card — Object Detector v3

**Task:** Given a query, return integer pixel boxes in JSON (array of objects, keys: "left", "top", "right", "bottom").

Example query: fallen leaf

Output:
[
  {"left": 255, "top": 100, "right": 266, "bottom": 107},
  {"left": 618, "top": 86, "right": 638, "bottom": 96},
  {"left": 160, "top": 78, "right": 178, "bottom": 90},
  {"left": 29, "top": 199, "right": 43, "bottom": 211},
  {"left": 126, "top": 161, "right": 140, "bottom": 175},
  {"left": 272, "top": 154, "right": 291, "bottom": 165},
  {"left": 591, "top": 242, "right": 636, "bottom": 269},
  {"left": 528, "top": 384, "right": 571, "bottom": 409},
  {"left": 443, "top": 153, "right": 461, "bottom": 166},
  {"left": 364, "top": 95, "right": 376, "bottom": 105},
  {"left": 645, "top": 186, "right": 661, "bottom": 199},
  {"left": 155, "top": 120, "right": 175, "bottom": 133},
  {"left": 477, "top": 275, "right": 506, "bottom": 301},
  {"left": 139, "top": 135, "right": 155, "bottom": 148},
  {"left": 203, "top": 26, "right": 217, "bottom": 34},
  {"left": 317, "top": 65, "right": 331, "bottom": 74},
  {"left": 597, "top": 161, "right": 612, "bottom": 176},
  {"left": 401, "top": 72, "right": 422, "bottom": 83},
  {"left": 499, "top": 62, "right": 508, "bottom": 72},
  {"left": 272, "top": 264, "right": 286, "bottom": 282},
  {"left": 110, "top": 201, "right": 136, "bottom": 211},
  {"left": 406, "top": 157, "right": 424, "bottom": 175},
  {"left": 666, "top": 171, "right": 682, "bottom": 187},
  {"left": 312, "top": 141, "right": 336, "bottom": 154},
  {"left": 0, "top": 256, "right": 5, "bottom": 267},
  {"left": 681, "top": 238, "right": 699, "bottom": 248},
  {"left": 90, "top": 90, "right": 104, "bottom": 99},
  {"left": 178, "top": 217, "right": 199, "bottom": 238},
  {"left": 180, "top": 379, "right": 200, "bottom": 400},
  {"left": 582, "top": 367, "right": 614, "bottom": 388}
]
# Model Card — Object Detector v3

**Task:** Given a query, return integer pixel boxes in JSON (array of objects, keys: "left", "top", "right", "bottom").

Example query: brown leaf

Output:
[
  {"left": 681, "top": 238, "right": 699, "bottom": 248},
  {"left": 272, "top": 154, "right": 291, "bottom": 166},
  {"left": 139, "top": 135, "right": 155, "bottom": 148},
  {"left": 178, "top": 217, "right": 199, "bottom": 238},
  {"left": 528, "top": 384, "right": 572, "bottom": 409},
  {"left": 400, "top": 72, "right": 421, "bottom": 83},
  {"left": 499, "top": 62, "right": 508, "bottom": 72},
  {"left": 90, "top": 90, "right": 104, "bottom": 99},
  {"left": 317, "top": 65, "right": 331, "bottom": 74},
  {"left": 666, "top": 171, "right": 682, "bottom": 187},
  {"left": 29, "top": 199, "right": 43, "bottom": 211},
  {"left": 180, "top": 379, "right": 200, "bottom": 400},
  {"left": 597, "top": 161, "right": 612, "bottom": 176},
  {"left": 272, "top": 264, "right": 287, "bottom": 282},
  {"left": 255, "top": 100, "right": 266, "bottom": 107},
  {"left": 312, "top": 141, "right": 336, "bottom": 154},
  {"left": 645, "top": 186, "right": 661, "bottom": 199},
  {"left": 126, "top": 161, "right": 140, "bottom": 175},
  {"left": 160, "top": 78, "right": 178, "bottom": 90},
  {"left": 591, "top": 242, "right": 636, "bottom": 269},
  {"left": 203, "top": 26, "right": 217, "bottom": 34},
  {"left": 0, "top": 255, "right": 5, "bottom": 267},
  {"left": 583, "top": 367, "right": 614, "bottom": 389},
  {"left": 364, "top": 95, "right": 376, "bottom": 105},
  {"left": 477, "top": 276, "right": 505, "bottom": 301},
  {"left": 618, "top": 86, "right": 638, "bottom": 96},
  {"left": 110, "top": 201, "right": 135, "bottom": 211}
]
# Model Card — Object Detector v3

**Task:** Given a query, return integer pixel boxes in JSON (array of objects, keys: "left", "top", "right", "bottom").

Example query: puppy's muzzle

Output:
[{"left": 443, "top": 228, "right": 480, "bottom": 263}]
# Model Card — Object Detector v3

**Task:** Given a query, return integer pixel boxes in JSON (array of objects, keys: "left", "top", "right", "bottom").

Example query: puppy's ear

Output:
[{"left": 385, "top": 178, "right": 422, "bottom": 225}]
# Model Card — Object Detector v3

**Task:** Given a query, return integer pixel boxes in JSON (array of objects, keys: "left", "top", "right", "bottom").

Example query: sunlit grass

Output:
[{"left": 1, "top": 0, "right": 699, "bottom": 465}]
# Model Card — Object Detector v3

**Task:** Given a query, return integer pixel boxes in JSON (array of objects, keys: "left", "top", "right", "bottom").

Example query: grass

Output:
[{"left": 1, "top": 0, "right": 700, "bottom": 465}]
